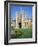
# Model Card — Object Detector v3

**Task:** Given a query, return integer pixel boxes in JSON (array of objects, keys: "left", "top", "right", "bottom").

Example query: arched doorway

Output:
[{"left": 19, "top": 22, "right": 22, "bottom": 28}]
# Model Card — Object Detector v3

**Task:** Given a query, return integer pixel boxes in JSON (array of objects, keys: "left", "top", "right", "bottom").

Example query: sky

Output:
[{"left": 10, "top": 5, "right": 32, "bottom": 20}]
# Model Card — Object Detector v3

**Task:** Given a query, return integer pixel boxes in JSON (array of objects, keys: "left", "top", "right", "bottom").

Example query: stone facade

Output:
[
  {"left": 11, "top": 9, "right": 32, "bottom": 29},
  {"left": 16, "top": 10, "right": 32, "bottom": 29}
]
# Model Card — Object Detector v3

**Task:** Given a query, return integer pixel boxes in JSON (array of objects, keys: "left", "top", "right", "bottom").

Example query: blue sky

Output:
[{"left": 10, "top": 5, "right": 32, "bottom": 20}]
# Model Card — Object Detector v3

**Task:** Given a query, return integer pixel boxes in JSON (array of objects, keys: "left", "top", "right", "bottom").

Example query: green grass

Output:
[{"left": 11, "top": 28, "right": 32, "bottom": 38}]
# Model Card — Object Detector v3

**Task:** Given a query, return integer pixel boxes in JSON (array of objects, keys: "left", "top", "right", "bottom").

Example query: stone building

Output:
[
  {"left": 11, "top": 9, "right": 32, "bottom": 29},
  {"left": 16, "top": 10, "right": 32, "bottom": 29}
]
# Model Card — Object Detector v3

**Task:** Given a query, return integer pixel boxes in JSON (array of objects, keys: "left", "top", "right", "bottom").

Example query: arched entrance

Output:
[{"left": 19, "top": 22, "right": 22, "bottom": 28}]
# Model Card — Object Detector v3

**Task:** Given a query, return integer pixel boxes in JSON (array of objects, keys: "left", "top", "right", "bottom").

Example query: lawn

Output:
[{"left": 11, "top": 28, "right": 32, "bottom": 38}]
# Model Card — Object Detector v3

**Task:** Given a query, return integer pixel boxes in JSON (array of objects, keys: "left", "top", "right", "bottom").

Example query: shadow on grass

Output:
[{"left": 11, "top": 28, "right": 32, "bottom": 38}]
